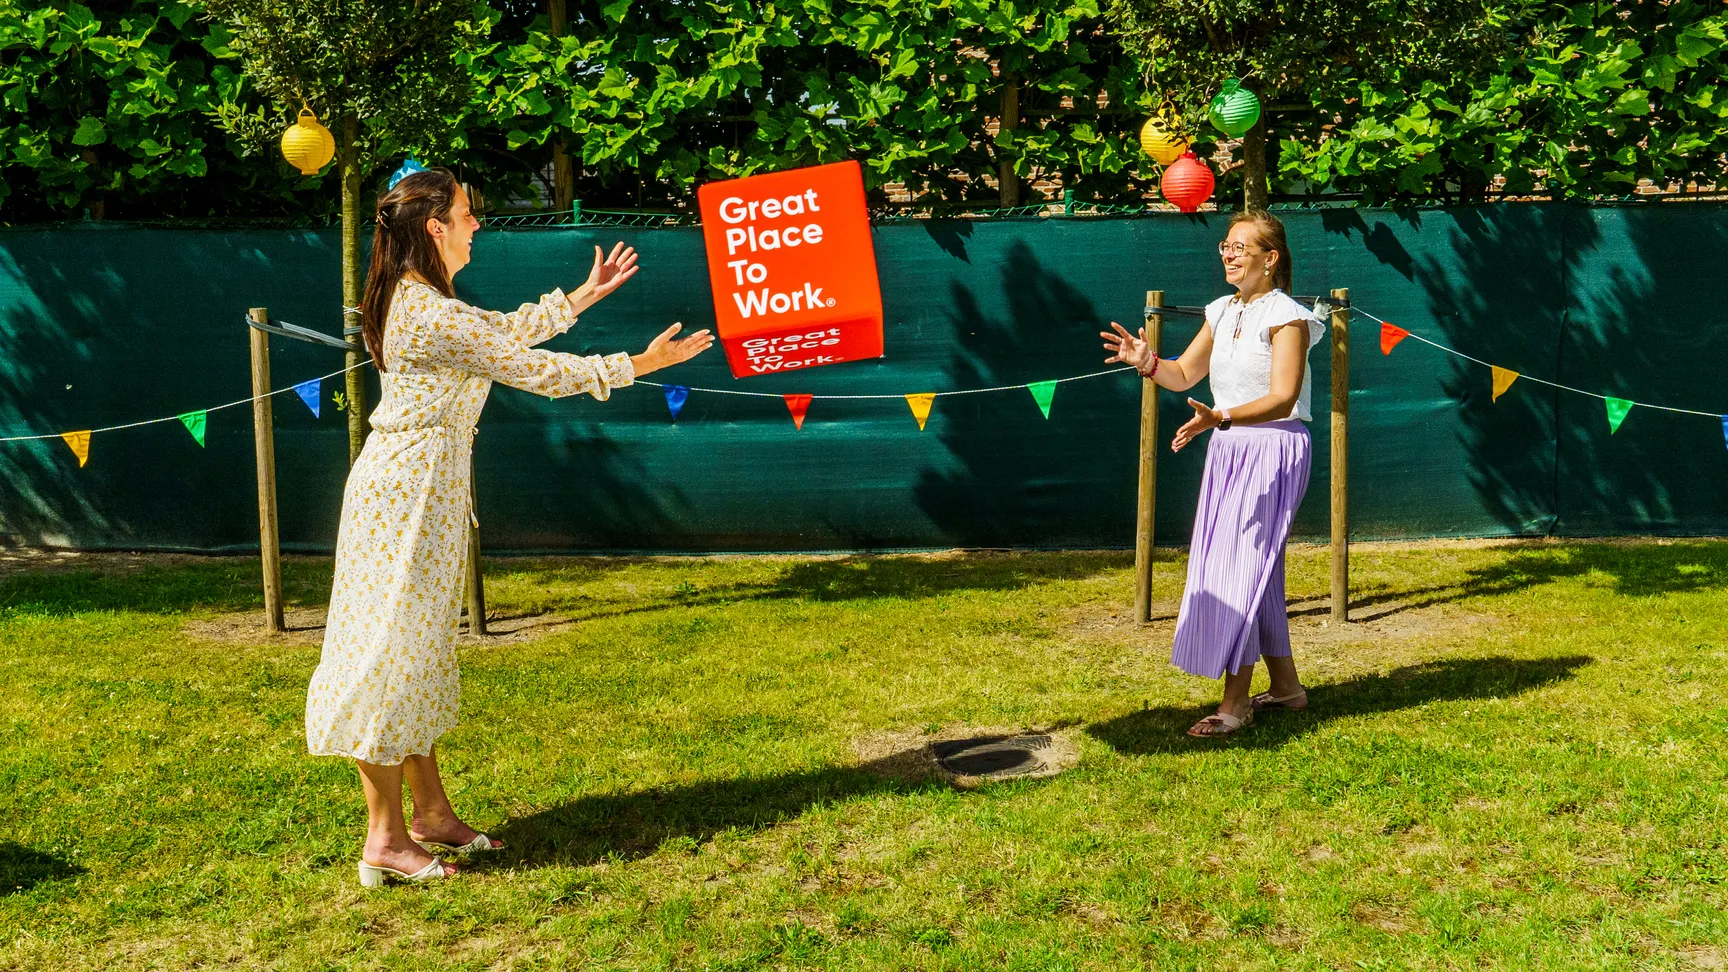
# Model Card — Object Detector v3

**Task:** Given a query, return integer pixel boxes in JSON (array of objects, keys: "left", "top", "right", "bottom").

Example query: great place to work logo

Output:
[{"left": 697, "top": 160, "right": 884, "bottom": 378}]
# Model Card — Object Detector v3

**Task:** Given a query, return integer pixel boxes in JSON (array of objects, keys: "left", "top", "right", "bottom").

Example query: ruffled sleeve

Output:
[
  {"left": 1203, "top": 295, "right": 1234, "bottom": 332},
  {"left": 1257, "top": 292, "right": 1325, "bottom": 350}
]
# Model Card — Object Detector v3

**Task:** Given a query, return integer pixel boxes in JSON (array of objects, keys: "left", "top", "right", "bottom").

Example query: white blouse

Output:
[{"left": 1205, "top": 289, "right": 1326, "bottom": 422}]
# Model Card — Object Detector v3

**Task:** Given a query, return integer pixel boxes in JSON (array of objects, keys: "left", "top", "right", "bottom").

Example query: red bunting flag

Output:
[
  {"left": 783, "top": 394, "right": 812, "bottom": 430},
  {"left": 1380, "top": 322, "right": 1410, "bottom": 355}
]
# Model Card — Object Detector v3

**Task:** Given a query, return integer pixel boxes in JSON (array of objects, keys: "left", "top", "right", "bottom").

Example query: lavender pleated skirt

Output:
[{"left": 1170, "top": 419, "right": 1312, "bottom": 679}]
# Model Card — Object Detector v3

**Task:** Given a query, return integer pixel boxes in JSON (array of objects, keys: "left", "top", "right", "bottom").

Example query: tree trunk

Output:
[
  {"left": 998, "top": 74, "right": 1019, "bottom": 207},
  {"left": 549, "top": 0, "right": 574, "bottom": 216},
  {"left": 340, "top": 111, "right": 368, "bottom": 466},
  {"left": 1241, "top": 115, "right": 1269, "bottom": 211},
  {"left": 80, "top": 149, "right": 106, "bottom": 219}
]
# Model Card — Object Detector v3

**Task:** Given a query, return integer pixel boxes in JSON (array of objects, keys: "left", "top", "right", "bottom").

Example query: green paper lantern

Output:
[{"left": 1208, "top": 79, "right": 1261, "bottom": 138}]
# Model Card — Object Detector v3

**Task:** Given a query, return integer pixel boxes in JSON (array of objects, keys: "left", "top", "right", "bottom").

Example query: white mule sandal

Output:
[
  {"left": 357, "top": 856, "right": 453, "bottom": 888},
  {"left": 414, "top": 833, "right": 501, "bottom": 855}
]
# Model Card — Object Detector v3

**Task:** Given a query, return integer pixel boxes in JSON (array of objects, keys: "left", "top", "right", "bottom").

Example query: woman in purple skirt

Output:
[{"left": 1103, "top": 210, "right": 1324, "bottom": 737}]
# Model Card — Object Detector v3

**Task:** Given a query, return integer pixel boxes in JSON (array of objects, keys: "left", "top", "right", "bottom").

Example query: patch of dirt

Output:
[
  {"left": 0, "top": 548, "right": 228, "bottom": 580},
  {"left": 183, "top": 607, "right": 330, "bottom": 646},
  {"left": 852, "top": 724, "right": 1080, "bottom": 789},
  {"left": 1061, "top": 593, "right": 1497, "bottom": 654},
  {"left": 1679, "top": 946, "right": 1727, "bottom": 971},
  {"left": 181, "top": 607, "right": 581, "bottom": 647}
]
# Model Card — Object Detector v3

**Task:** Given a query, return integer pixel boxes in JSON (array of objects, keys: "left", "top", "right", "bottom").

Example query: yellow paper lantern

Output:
[
  {"left": 280, "top": 106, "right": 335, "bottom": 176},
  {"left": 1138, "top": 115, "right": 1188, "bottom": 166}
]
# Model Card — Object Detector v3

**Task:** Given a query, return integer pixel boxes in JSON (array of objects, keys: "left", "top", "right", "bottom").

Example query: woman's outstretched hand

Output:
[
  {"left": 630, "top": 323, "right": 713, "bottom": 378},
  {"left": 1171, "top": 397, "right": 1221, "bottom": 453},
  {"left": 568, "top": 242, "right": 640, "bottom": 315},
  {"left": 1101, "top": 321, "right": 1153, "bottom": 372}
]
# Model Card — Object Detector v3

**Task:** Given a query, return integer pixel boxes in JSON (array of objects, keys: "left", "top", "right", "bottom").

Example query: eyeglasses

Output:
[{"left": 1218, "top": 242, "right": 1264, "bottom": 257}]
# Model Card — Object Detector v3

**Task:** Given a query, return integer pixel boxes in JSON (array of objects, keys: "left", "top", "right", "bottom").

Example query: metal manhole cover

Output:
[{"left": 931, "top": 734, "right": 1058, "bottom": 780}]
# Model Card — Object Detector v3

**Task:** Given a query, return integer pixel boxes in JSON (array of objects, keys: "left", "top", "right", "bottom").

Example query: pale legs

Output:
[
  {"left": 1217, "top": 654, "right": 1303, "bottom": 722},
  {"left": 357, "top": 744, "right": 495, "bottom": 875}
]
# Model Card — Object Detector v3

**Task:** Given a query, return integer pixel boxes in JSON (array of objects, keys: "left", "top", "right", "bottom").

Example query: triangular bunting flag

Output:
[
  {"left": 1490, "top": 366, "right": 1520, "bottom": 402},
  {"left": 1721, "top": 416, "right": 1728, "bottom": 451},
  {"left": 1379, "top": 322, "right": 1410, "bottom": 355},
  {"left": 1605, "top": 397, "right": 1633, "bottom": 433},
  {"left": 178, "top": 410, "right": 207, "bottom": 447},
  {"left": 293, "top": 378, "right": 321, "bottom": 418},
  {"left": 1027, "top": 380, "right": 1057, "bottom": 419},
  {"left": 61, "top": 430, "right": 91, "bottom": 468},
  {"left": 905, "top": 393, "right": 935, "bottom": 431},
  {"left": 783, "top": 394, "right": 812, "bottom": 430},
  {"left": 664, "top": 385, "right": 690, "bottom": 421}
]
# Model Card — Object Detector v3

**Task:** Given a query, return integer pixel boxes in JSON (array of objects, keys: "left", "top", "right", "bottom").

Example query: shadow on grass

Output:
[
  {"left": 0, "top": 559, "right": 332, "bottom": 617},
  {"left": 0, "top": 841, "right": 86, "bottom": 895},
  {"left": 492, "top": 551, "right": 1132, "bottom": 628},
  {"left": 1087, "top": 655, "right": 1591, "bottom": 756},
  {"left": 492, "top": 755, "right": 945, "bottom": 869},
  {"left": 1291, "top": 543, "right": 1728, "bottom": 623}
]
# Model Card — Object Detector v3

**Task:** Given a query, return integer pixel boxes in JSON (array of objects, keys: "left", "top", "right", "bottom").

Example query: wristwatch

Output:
[{"left": 1217, "top": 408, "right": 1233, "bottom": 430}]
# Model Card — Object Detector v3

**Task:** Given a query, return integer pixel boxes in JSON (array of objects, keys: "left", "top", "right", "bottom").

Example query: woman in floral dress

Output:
[{"left": 306, "top": 168, "right": 711, "bottom": 887}]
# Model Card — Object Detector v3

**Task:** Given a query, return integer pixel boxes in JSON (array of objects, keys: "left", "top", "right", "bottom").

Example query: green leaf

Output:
[
  {"left": 1611, "top": 88, "right": 1650, "bottom": 116},
  {"left": 1674, "top": 28, "right": 1717, "bottom": 64},
  {"left": 601, "top": 0, "right": 633, "bottom": 23},
  {"left": 72, "top": 116, "right": 106, "bottom": 146}
]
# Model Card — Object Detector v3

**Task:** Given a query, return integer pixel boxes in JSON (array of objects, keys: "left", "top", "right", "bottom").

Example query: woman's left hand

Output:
[
  {"left": 1171, "top": 397, "right": 1221, "bottom": 453},
  {"left": 570, "top": 242, "right": 640, "bottom": 313}
]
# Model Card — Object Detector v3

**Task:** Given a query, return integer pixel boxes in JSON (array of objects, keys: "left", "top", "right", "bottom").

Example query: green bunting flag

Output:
[
  {"left": 1027, "top": 380, "right": 1057, "bottom": 419},
  {"left": 178, "top": 410, "right": 207, "bottom": 447},
  {"left": 1605, "top": 397, "right": 1633, "bottom": 433}
]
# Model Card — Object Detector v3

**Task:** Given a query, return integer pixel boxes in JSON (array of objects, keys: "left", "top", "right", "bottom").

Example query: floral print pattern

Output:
[{"left": 306, "top": 280, "right": 633, "bottom": 765}]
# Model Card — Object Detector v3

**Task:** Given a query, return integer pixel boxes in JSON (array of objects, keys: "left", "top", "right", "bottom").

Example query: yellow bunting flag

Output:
[
  {"left": 1490, "top": 366, "right": 1520, "bottom": 402},
  {"left": 905, "top": 393, "right": 935, "bottom": 431},
  {"left": 61, "top": 430, "right": 91, "bottom": 467}
]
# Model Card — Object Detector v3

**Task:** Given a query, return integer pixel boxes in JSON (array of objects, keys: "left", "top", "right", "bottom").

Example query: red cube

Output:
[{"left": 698, "top": 161, "right": 885, "bottom": 378}]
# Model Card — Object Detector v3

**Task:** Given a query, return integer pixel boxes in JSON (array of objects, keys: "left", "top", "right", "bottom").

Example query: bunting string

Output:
[
  {"left": 7, "top": 298, "right": 1726, "bottom": 462},
  {"left": 1356, "top": 307, "right": 1723, "bottom": 420},
  {"left": 633, "top": 367, "right": 1136, "bottom": 400},
  {"left": 0, "top": 361, "right": 367, "bottom": 444}
]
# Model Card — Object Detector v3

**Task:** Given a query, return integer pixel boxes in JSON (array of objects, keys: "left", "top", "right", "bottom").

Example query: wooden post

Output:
[
  {"left": 1134, "top": 290, "right": 1163, "bottom": 624},
  {"left": 1329, "top": 288, "right": 1350, "bottom": 623},
  {"left": 248, "top": 308, "right": 285, "bottom": 635},
  {"left": 464, "top": 459, "right": 487, "bottom": 636}
]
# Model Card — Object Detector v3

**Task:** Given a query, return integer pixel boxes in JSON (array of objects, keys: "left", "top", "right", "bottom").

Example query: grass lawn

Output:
[{"left": 2, "top": 540, "right": 1726, "bottom": 970}]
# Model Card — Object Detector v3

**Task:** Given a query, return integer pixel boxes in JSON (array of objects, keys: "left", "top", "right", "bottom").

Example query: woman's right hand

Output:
[
  {"left": 1101, "top": 321, "right": 1153, "bottom": 371},
  {"left": 630, "top": 323, "right": 713, "bottom": 377}
]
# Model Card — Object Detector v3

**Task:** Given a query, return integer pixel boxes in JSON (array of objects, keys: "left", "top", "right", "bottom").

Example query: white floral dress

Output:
[{"left": 306, "top": 280, "right": 634, "bottom": 765}]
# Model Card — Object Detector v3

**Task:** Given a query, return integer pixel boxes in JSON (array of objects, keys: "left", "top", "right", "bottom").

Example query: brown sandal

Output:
[
  {"left": 1250, "top": 688, "right": 1308, "bottom": 711},
  {"left": 1186, "top": 711, "right": 1253, "bottom": 737}
]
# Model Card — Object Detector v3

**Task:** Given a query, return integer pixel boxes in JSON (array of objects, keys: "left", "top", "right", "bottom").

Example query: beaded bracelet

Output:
[{"left": 1137, "top": 355, "right": 1159, "bottom": 380}]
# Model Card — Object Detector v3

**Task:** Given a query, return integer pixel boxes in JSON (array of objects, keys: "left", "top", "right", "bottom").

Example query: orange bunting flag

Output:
[
  {"left": 1490, "top": 366, "right": 1520, "bottom": 402},
  {"left": 783, "top": 394, "right": 812, "bottom": 430},
  {"left": 1379, "top": 322, "right": 1410, "bottom": 355},
  {"left": 905, "top": 393, "right": 935, "bottom": 431},
  {"left": 62, "top": 430, "right": 91, "bottom": 467}
]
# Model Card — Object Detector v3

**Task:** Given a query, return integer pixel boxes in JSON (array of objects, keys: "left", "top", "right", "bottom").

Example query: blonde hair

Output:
[{"left": 1229, "top": 209, "right": 1293, "bottom": 293}]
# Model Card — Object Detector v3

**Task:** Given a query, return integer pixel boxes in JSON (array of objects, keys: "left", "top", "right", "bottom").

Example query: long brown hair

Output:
[
  {"left": 1230, "top": 209, "right": 1294, "bottom": 294},
  {"left": 359, "top": 168, "right": 462, "bottom": 370}
]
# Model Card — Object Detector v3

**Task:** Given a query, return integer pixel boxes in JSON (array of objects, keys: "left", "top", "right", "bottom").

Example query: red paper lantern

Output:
[{"left": 1160, "top": 151, "right": 1215, "bottom": 213}]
